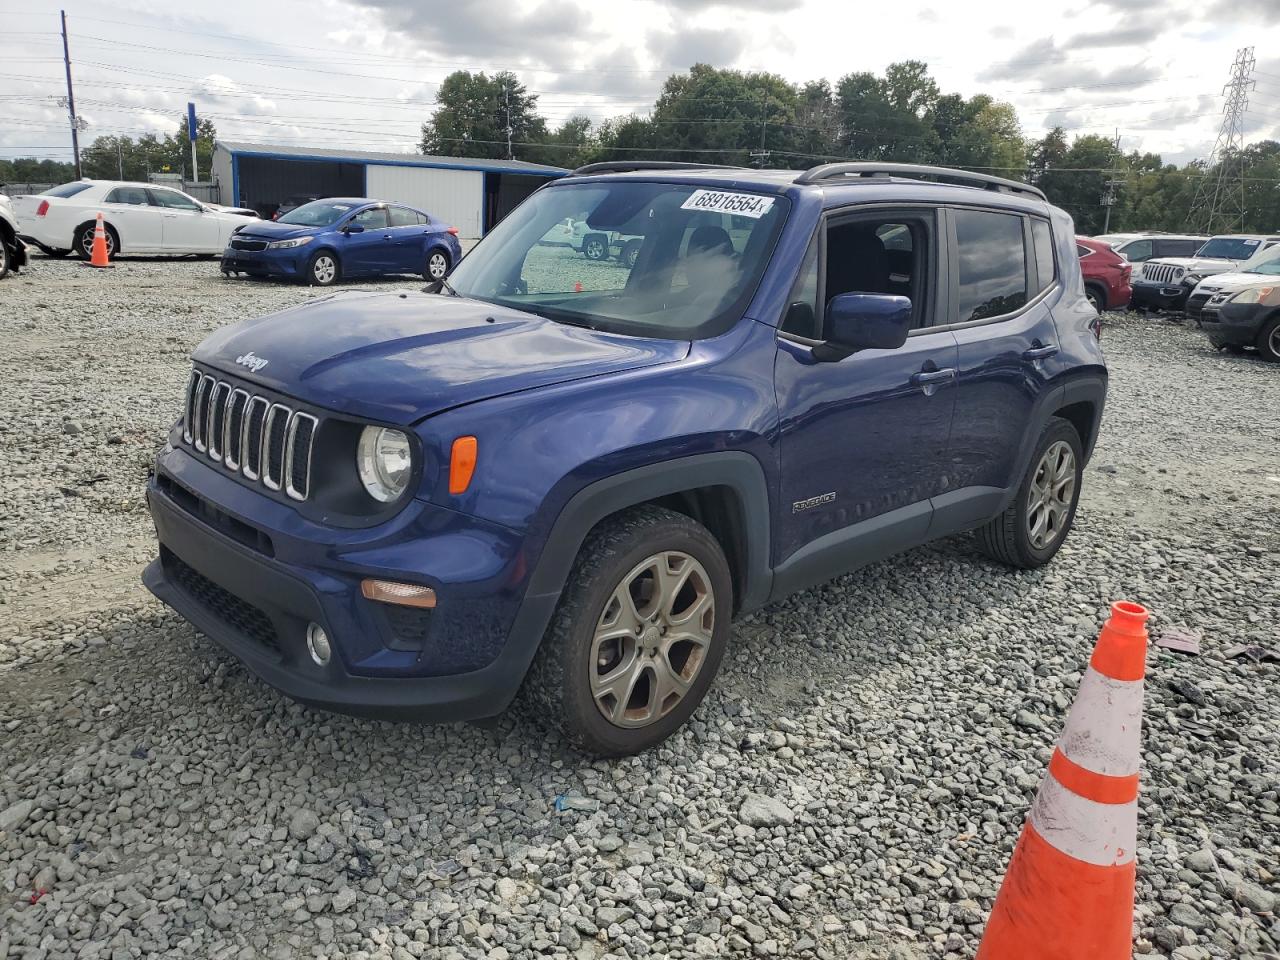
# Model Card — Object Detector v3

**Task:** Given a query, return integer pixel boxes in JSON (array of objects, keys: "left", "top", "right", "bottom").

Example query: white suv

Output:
[
  {"left": 12, "top": 180, "right": 251, "bottom": 261},
  {"left": 1130, "top": 234, "right": 1280, "bottom": 311}
]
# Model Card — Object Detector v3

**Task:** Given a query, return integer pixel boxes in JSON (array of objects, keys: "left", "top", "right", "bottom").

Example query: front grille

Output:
[
  {"left": 230, "top": 237, "right": 268, "bottom": 251},
  {"left": 166, "top": 550, "right": 280, "bottom": 654},
  {"left": 181, "top": 368, "right": 317, "bottom": 502},
  {"left": 1143, "top": 263, "right": 1182, "bottom": 285}
]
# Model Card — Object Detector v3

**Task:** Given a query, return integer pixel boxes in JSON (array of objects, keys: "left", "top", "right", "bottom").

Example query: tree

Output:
[
  {"left": 0, "top": 156, "right": 75, "bottom": 184},
  {"left": 79, "top": 116, "right": 217, "bottom": 182},
  {"left": 420, "top": 70, "right": 547, "bottom": 161}
]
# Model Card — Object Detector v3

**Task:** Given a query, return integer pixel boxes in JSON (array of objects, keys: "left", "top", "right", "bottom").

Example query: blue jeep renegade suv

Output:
[{"left": 144, "top": 161, "right": 1106, "bottom": 756}]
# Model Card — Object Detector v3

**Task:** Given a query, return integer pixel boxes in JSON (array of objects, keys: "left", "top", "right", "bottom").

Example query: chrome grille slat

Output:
[
  {"left": 179, "top": 366, "right": 320, "bottom": 502},
  {"left": 285, "top": 413, "right": 317, "bottom": 501},
  {"left": 261, "top": 404, "right": 292, "bottom": 491}
]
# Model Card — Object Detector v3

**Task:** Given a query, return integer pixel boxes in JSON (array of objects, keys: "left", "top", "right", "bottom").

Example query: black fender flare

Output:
[{"left": 525, "top": 451, "right": 774, "bottom": 614}]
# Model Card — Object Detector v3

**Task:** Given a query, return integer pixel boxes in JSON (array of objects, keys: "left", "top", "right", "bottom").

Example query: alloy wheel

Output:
[
  {"left": 1027, "top": 440, "right": 1076, "bottom": 550},
  {"left": 312, "top": 255, "right": 336, "bottom": 284},
  {"left": 427, "top": 252, "right": 448, "bottom": 279},
  {"left": 586, "top": 239, "right": 605, "bottom": 259},
  {"left": 590, "top": 550, "right": 715, "bottom": 728},
  {"left": 1270, "top": 324, "right": 1280, "bottom": 358}
]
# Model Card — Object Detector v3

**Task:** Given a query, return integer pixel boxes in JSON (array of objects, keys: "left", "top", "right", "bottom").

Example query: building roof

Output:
[{"left": 215, "top": 140, "right": 568, "bottom": 177}]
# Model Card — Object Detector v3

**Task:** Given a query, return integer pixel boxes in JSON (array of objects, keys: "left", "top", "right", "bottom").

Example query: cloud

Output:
[
  {"left": 982, "top": 37, "right": 1163, "bottom": 91},
  {"left": 663, "top": 0, "right": 802, "bottom": 9},
  {"left": 647, "top": 26, "right": 748, "bottom": 71},
  {"left": 1061, "top": 22, "right": 1161, "bottom": 49}
]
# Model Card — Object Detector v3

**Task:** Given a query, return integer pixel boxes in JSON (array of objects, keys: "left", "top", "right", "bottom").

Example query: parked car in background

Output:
[
  {"left": 1077, "top": 236, "right": 1131, "bottom": 312},
  {"left": 1184, "top": 245, "right": 1280, "bottom": 324},
  {"left": 145, "top": 161, "right": 1105, "bottom": 755},
  {"left": 1199, "top": 267, "right": 1280, "bottom": 360},
  {"left": 221, "top": 198, "right": 462, "bottom": 285},
  {"left": 272, "top": 194, "right": 322, "bottom": 221},
  {"left": 1103, "top": 233, "right": 1205, "bottom": 266},
  {"left": 0, "top": 190, "right": 29, "bottom": 279},
  {"left": 11, "top": 180, "right": 252, "bottom": 260},
  {"left": 1130, "top": 234, "right": 1280, "bottom": 311}
]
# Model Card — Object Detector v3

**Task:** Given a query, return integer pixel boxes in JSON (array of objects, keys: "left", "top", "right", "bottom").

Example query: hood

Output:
[
  {"left": 1139, "top": 256, "right": 1237, "bottom": 280},
  {"left": 233, "top": 220, "right": 321, "bottom": 240},
  {"left": 192, "top": 291, "right": 690, "bottom": 424},
  {"left": 1194, "top": 270, "right": 1280, "bottom": 294}
]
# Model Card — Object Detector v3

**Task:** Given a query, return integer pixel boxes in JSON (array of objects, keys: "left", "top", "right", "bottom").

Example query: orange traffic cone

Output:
[
  {"left": 976, "top": 600, "right": 1149, "bottom": 960},
  {"left": 85, "top": 212, "right": 112, "bottom": 268}
]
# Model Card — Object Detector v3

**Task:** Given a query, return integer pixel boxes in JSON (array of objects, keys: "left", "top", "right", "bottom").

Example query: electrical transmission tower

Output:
[{"left": 1187, "top": 47, "right": 1255, "bottom": 234}]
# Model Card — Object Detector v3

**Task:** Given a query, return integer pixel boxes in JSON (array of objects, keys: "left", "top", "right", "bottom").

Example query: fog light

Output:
[
  {"left": 361, "top": 579, "right": 437, "bottom": 608},
  {"left": 306, "top": 623, "right": 331, "bottom": 666}
]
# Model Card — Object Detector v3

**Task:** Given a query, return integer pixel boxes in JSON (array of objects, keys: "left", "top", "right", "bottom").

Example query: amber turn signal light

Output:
[
  {"left": 449, "top": 436, "right": 478, "bottom": 495},
  {"left": 360, "top": 579, "right": 437, "bottom": 608}
]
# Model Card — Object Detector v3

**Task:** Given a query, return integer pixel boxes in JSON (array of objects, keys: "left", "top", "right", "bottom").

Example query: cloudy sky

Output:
[{"left": 2, "top": 0, "right": 1279, "bottom": 167}]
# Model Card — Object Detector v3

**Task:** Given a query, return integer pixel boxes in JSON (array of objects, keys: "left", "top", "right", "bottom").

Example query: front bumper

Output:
[
  {"left": 144, "top": 447, "right": 560, "bottom": 721},
  {"left": 1199, "top": 301, "right": 1265, "bottom": 347},
  {"left": 221, "top": 246, "right": 306, "bottom": 278},
  {"left": 1129, "top": 280, "right": 1188, "bottom": 311}
]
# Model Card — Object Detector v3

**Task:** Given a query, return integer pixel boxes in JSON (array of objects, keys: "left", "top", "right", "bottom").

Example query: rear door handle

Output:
[
  {"left": 910, "top": 368, "right": 956, "bottom": 385},
  {"left": 1023, "top": 343, "right": 1058, "bottom": 360}
]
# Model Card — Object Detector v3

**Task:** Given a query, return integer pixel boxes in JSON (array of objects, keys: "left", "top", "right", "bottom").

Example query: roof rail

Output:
[
  {"left": 568, "top": 161, "right": 748, "bottom": 177},
  {"left": 795, "top": 162, "right": 1046, "bottom": 201}
]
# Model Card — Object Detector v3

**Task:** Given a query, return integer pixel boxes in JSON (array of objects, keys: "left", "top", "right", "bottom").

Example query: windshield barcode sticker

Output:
[{"left": 680, "top": 190, "right": 775, "bottom": 219}]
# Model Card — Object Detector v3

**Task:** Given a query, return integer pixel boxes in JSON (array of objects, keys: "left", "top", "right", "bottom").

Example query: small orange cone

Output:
[
  {"left": 976, "top": 600, "right": 1149, "bottom": 960},
  {"left": 86, "top": 213, "right": 112, "bottom": 268}
]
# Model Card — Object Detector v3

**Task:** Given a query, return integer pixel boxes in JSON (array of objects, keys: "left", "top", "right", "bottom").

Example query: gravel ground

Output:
[{"left": 1, "top": 254, "right": 1278, "bottom": 960}]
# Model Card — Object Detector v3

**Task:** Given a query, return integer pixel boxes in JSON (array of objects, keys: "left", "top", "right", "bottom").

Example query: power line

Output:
[{"left": 1187, "top": 47, "right": 1255, "bottom": 235}]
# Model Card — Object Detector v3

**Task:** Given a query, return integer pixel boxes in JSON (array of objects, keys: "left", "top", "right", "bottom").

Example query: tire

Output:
[
  {"left": 74, "top": 222, "right": 117, "bottom": 261},
  {"left": 582, "top": 233, "right": 609, "bottom": 261},
  {"left": 522, "top": 505, "right": 732, "bottom": 756},
  {"left": 423, "top": 248, "right": 450, "bottom": 281},
  {"left": 975, "top": 417, "right": 1084, "bottom": 569},
  {"left": 0, "top": 239, "right": 9, "bottom": 280},
  {"left": 1084, "top": 284, "right": 1105, "bottom": 314},
  {"left": 621, "top": 238, "right": 642, "bottom": 269},
  {"left": 1256, "top": 315, "right": 1280, "bottom": 362},
  {"left": 306, "top": 250, "right": 339, "bottom": 286}
]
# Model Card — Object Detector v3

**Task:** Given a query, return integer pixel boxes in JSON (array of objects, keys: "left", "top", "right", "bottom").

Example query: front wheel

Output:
[
  {"left": 423, "top": 249, "right": 450, "bottom": 281},
  {"left": 75, "top": 223, "right": 116, "bottom": 261},
  {"left": 522, "top": 505, "right": 732, "bottom": 756},
  {"left": 1256, "top": 316, "right": 1280, "bottom": 362},
  {"left": 306, "top": 250, "right": 339, "bottom": 286},
  {"left": 0, "top": 239, "right": 9, "bottom": 280},
  {"left": 582, "top": 233, "right": 609, "bottom": 261},
  {"left": 975, "top": 417, "right": 1084, "bottom": 569}
]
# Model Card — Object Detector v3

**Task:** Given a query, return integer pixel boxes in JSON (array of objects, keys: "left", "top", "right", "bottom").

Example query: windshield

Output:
[
  {"left": 445, "top": 180, "right": 790, "bottom": 339},
  {"left": 278, "top": 200, "right": 354, "bottom": 227},
  {"left": 1240, "top": 246, "right": 1280, "bottom": 274},
  {"left": 1195, "top": 237, "right": 1263, "bottom": 260}
]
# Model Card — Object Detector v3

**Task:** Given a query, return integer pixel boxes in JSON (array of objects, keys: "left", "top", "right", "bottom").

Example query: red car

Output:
[{"left": 1076, "top": 236, "right": 1132, "bottom": 312}]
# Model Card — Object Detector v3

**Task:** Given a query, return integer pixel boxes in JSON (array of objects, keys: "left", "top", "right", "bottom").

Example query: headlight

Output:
[
  {"left": 1229, "top": 286, "right": 1275, "bottom": 304},
  {"left": 267, "top": 236, "right": 314, "bottom": 250},
  {"left": 356, "top": 426, "right": 412, "bottom": 502},
  {"left": 1173, "top": 268, "right": 1185, "bottom": 279}
]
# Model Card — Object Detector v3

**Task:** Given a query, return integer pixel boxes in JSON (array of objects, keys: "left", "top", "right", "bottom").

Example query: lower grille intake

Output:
[{"left": 166, "top": 550, "right": 280, "bottom": 655}]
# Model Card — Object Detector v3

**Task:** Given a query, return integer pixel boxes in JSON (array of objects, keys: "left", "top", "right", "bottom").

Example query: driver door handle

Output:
[{"left": 910, "top": 368, "right": 956, "bottom": 385}]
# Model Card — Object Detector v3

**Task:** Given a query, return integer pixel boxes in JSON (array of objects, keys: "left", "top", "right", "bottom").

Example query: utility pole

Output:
[
  {"left": 750, "top": 91, "right": 770, "bottom": 168},
  {"left": 1100, "top": 129, "right": 1125, "bottom": 234},
  {"left": 1187, "top": 47, "right": 1255, "bottom": 234},
  {"left": 60, "top": 9, "right": 82, "bottom": 179},
  {"left": 117, "top": 139, "right": 123, "bottom": 180},
  {"left": 504, "top": 84, "right": 513, "bottom": 161}
]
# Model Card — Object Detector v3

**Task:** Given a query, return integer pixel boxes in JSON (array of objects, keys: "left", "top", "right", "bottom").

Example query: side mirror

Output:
[
  {"left": 345, "top": 223, "right": 365, "bottom": 234},
  {"left": 817, "top": 293, "right": 913, "bottom": 360}
]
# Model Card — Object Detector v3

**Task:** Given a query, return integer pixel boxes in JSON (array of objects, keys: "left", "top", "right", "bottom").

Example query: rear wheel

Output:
[
  {"left": 306, "top": 250, "right": 339, "bottom": 286},
  {"left": 75, "top": 222, "right": 116, "bottom": 261},
  {"left": 1257, "top": 316, "right": 1280, "bottom": 362},
  {"left": 523, "top": 505, "right": 732, "bottom": 756},
  {"left": 423, "top": 248, "right": 450, "bottom": 281},
  {"left": 976, "top": 417, "right": 1083, "bottom": 569},
  {"left": 621, "top": 238, "right": 642, "bottom": 269},
  {"left": 1085, "top": 285, "right": 1105, "bottom": 313}
]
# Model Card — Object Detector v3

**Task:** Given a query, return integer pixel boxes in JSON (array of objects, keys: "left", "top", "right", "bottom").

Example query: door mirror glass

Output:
[{"left": 824, "top": 293, "right": 913, "bottom": 353}]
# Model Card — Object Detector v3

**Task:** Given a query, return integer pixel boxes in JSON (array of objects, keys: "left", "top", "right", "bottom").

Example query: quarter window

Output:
[
  {"left": 1031, "top": 219, "right": 1056, "bottom": 294},
  {"left": 954, "top": 209, "right": 1028, "bottom": 323},
  {"left": 1077, "top": 244, "right": 1094, "bottom": 259}
]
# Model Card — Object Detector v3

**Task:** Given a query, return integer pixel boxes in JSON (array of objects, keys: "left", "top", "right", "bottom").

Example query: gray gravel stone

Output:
[{"left": 739, "top": 793, "right": 795, "bottom": 827}]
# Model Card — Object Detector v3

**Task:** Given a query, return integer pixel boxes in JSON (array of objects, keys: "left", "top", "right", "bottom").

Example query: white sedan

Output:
[{"left": 12, "top": 180, "right": 251, "bottom": 260}]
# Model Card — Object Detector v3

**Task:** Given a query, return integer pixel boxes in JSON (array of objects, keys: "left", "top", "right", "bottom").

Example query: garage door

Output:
[{"left": 365, "top": 165, "right": 483, "bottom": 239}]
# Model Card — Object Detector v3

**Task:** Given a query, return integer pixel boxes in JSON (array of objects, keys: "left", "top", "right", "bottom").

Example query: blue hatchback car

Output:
[
  {"left": 221, "top": 198, "right": 463, "bottom": 285},
  {"left": 148, "top": 161, "right": 1106, "bottom": 755}
]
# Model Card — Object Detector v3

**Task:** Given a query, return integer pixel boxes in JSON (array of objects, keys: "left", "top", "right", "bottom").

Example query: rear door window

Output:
[
  {"left": 953, "top": 209, "right": 1028, "bottom": 323},
  {"left": 388, "top": 206, "right": 418, "bottom": 227}
]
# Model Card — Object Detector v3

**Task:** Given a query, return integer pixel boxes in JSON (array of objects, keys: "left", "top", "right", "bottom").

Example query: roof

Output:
[{"left": 215, "top": 140, "right": 568, "bottom": 177}]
